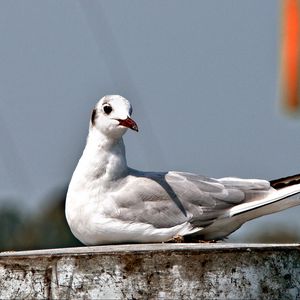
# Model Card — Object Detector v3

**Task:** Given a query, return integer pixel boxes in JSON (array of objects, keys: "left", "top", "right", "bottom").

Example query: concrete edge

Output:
[{"left": 1, "top": 243, "right": 300, "bottom": 258}]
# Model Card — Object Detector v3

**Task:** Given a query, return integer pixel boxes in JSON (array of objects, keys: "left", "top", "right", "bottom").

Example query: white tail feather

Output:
[{"left": 229, "top": 184, "right": 300, "bottom": 218}]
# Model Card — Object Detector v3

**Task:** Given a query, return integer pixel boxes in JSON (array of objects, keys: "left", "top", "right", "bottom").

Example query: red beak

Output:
[{"left": 118, "top": 117, "right": 139, "bottom": 132}]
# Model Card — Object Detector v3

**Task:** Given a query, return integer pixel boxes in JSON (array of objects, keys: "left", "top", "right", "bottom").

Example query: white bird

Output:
[{"left": 66, "top": 95, "right": 300, "bottom": 245}]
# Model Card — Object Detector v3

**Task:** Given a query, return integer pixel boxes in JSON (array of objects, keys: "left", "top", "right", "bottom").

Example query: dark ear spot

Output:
[{"left": 91, "top": 108, "right": 97, "bottom": 126}]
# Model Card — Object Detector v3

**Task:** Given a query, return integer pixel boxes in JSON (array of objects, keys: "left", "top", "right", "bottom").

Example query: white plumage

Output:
[{"left": 65, "top": 95, "right": 300, "bottom": 245}]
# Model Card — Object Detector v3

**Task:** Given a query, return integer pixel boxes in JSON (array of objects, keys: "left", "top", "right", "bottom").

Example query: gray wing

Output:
[{"left": 107, "top": 170, "right": 271, "bottom": 230}]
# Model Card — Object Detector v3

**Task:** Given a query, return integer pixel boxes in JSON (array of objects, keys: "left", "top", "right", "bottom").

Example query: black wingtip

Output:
[{"left": 270, "top": 173, "right": 300, "bottom": 189}]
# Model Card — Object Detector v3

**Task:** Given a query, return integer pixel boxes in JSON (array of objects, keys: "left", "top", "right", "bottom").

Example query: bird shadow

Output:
[{"left": 129, "top": 169, "right": 187, "bottom": 217}]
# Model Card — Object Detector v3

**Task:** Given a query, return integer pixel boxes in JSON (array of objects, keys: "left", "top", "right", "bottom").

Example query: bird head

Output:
[{"left": 90, "top": 95, "right": 138, "bottom": 139}]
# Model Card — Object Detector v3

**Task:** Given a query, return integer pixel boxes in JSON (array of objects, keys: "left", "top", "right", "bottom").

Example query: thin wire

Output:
[
  {"left": 77, "top": 1, "right": 167, "bottom": 169},
  {"left": 0, "top": 111, "right": 33, "bottom": 195}
]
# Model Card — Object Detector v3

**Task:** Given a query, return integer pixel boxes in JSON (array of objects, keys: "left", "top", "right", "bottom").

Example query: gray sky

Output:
[{"left": 0, "top": 0, "right": 299, "bottom": 240}]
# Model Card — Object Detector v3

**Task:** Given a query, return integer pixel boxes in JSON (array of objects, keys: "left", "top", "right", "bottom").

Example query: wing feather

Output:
[{"left": 108, "top": 170, "right": 271, "bottom": 232}]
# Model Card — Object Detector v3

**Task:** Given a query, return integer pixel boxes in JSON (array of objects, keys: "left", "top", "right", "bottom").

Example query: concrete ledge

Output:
[{"left": 1, "top": 243, "right": 300, "bottom": 299}]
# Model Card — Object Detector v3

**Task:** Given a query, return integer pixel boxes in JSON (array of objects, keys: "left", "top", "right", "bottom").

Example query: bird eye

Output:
[{"left": 103, "top": 104, "right": 112, "bottom": 115}]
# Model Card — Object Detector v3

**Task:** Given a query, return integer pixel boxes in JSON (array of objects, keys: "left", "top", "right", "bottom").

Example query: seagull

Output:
[{"left": 66, "top": 95, "right": 300, "bottom": 245}]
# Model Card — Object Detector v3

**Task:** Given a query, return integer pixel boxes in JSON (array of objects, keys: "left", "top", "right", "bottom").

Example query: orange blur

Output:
[{"left": 281, "top": 0, "right": 299, "bottom": 111}]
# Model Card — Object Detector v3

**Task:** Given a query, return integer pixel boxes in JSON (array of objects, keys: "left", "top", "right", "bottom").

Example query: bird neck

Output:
[{"left": 74, "top": 129, "right": 129, "bottom": 185}]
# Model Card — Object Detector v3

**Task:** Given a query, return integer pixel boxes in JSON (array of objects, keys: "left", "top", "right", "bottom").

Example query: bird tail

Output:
[
  {"left": 228, "top": 184, "right": 300, "bottom": 219},
  {"left": 198, "top": 174, "right": 300, "bottom": 240},
  {"left": 228, "top": 173, "right": 300, "bottom": 218}
]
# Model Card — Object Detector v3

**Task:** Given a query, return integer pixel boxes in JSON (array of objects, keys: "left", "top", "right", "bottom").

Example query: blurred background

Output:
[{"left": 0, "top": 0, "right": 299, "bottom": 251}]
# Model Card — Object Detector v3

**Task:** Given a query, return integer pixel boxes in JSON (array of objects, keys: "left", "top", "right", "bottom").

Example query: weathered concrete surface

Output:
[{"left": 0, "top": 243, "right": 300, "bottom": 299}]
